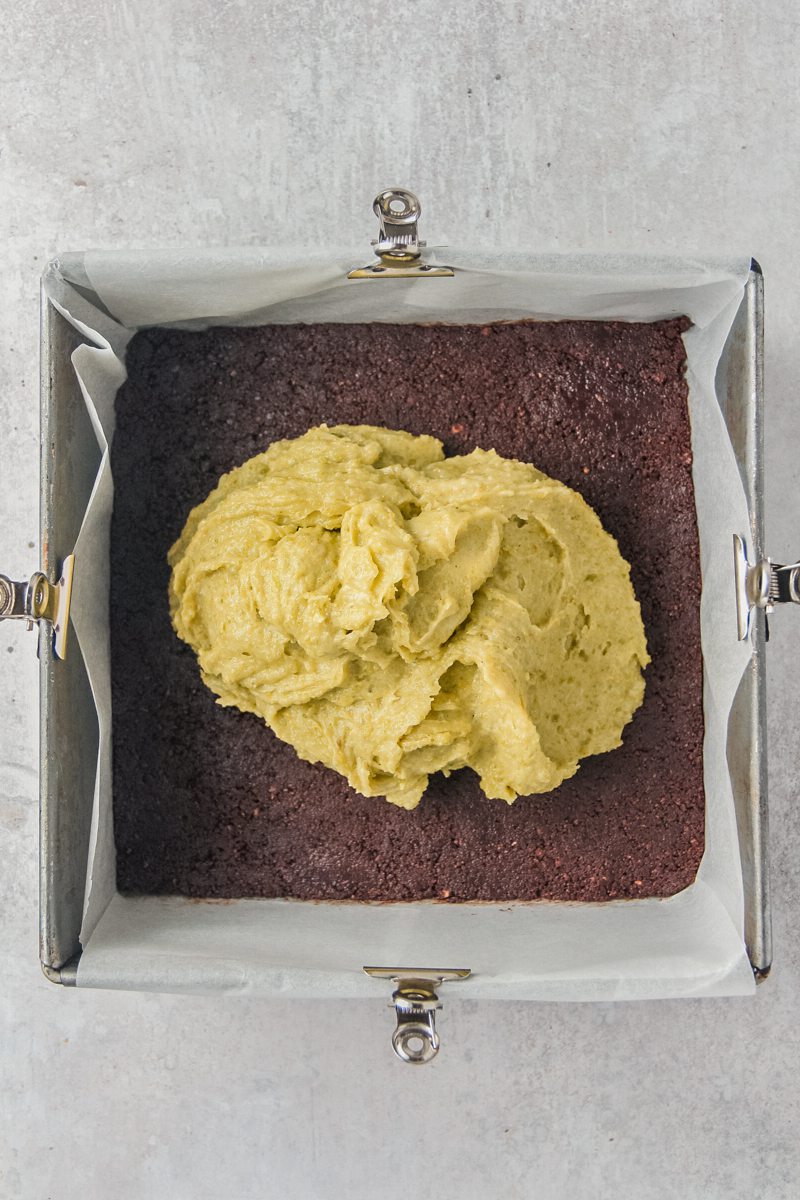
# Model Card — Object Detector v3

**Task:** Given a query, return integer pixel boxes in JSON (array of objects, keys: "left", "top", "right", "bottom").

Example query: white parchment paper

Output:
[{"left": 43, "top": 249, "right": 756, "bottom": 999}]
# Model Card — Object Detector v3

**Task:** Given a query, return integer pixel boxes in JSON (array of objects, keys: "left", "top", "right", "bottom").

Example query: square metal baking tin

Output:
[{"left": 37, "top": 264, "right": 769, "bottom": 987}]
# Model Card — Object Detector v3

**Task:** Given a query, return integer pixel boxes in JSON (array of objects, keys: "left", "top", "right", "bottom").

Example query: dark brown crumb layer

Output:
[{"left": 111, "top": 317, "right": 703, "bottom": 902}]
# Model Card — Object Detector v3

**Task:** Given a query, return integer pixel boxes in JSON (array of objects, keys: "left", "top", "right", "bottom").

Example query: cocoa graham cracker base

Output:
[{"left": 110, "top": 317, "right": 703, "bottom": 901}]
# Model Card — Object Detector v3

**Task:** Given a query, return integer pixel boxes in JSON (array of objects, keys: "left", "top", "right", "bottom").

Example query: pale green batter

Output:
[{"left": 169, "top": 424, "right": 649, "bottom": 809}]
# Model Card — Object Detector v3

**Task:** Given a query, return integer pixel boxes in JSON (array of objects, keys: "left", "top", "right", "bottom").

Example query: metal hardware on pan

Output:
[
  {"left": 0, "top": 554, "right": 74, "bottom": 660},
  {"left": 347, "top": 188, "right": 455, "bottom": 279},
  {"left": 363, "top": 967, "right": 471, "bottom": 1064},
  {"left": 733, "top": 534, "right": 800, "bottom": 641},
  {"left": 373, "top": 188, "right": 424, "bottom": 259}
]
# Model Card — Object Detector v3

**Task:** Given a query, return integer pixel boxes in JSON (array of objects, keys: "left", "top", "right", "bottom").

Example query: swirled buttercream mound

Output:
[{"left": 169, "top": 424, "right": 649, "bottom": 809}]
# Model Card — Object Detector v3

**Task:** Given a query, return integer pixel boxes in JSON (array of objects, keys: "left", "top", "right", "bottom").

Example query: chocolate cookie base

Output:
[{"left": 111, "top": 317, "right": 703, "bottom": 901}]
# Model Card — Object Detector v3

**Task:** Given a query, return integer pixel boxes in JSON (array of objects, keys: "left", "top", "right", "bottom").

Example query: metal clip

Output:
[
  {"left": 348, "top": 189, "right": 454, "bottom": 279},
  {"left": 363, "top": 966, "right": 470, "bottom": 1064},
  {"left": 734, "top": 534, "right": 800, "bottom": 640},
  {"left": 0, "top": 555, "right": 75, "bottom": 660}
]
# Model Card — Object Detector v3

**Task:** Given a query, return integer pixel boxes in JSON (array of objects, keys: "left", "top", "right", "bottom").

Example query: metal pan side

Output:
[
  {"left": 39, "top": 286, "right": 99, "bottom": 983},
  {"left": 717, "top": 265, "right": 770, "bottom": 978}
]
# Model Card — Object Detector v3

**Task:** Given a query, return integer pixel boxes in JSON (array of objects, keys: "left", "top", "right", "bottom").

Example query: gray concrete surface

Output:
[{"left": 1, "top": 1, "right": 798, "bottom": 1197}]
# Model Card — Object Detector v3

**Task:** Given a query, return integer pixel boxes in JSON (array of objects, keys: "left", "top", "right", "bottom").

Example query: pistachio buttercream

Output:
[{"left": 169, "top": 424, "right": 649, "bottom": 809}]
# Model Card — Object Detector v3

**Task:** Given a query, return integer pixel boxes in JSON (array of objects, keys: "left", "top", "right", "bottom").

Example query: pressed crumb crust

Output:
[{"left": 111, "top": 317, "right": 703, "bottom": 901}]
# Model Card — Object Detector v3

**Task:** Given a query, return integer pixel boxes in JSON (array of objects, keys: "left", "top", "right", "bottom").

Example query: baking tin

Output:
[{"left": 34, "top": 261, "right": 771, "bottom": 992}]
